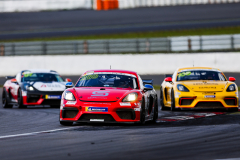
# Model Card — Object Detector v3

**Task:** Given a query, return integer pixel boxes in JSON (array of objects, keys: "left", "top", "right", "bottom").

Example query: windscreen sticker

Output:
[
  {"left": 80, "top": 74, "right": 99, "bottom": 81},
  {"left": 178, "top": 71, "right": 191, "bottom": 77},
  {"left": 23, "top": 72, "right": 33, "bottom": 77}
]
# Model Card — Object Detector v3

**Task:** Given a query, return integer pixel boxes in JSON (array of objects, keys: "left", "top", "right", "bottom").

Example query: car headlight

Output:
[
  {"left": 177, "top": 84, "right": 189, "bottom": 92},
  {"left": 27, "top": 86, "right": 34, "bottom": 91},
  {"left": 227, "top": 84, "right": 236, "bottom": 92},
  {"left": 64, "top": 91, "right": 76, "bottom": 101},
  {"left": 122, "top": 93, "right": 138, "bottom": 102}
]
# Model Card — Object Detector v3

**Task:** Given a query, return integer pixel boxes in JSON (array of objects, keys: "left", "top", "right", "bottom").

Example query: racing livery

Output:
[
  {"left": 160, "top": 67, "right": 238, "bottom": 111},
  {"left": 59, "top": 69, "right": 158, "bottom": 125},
  {"left": 2, "top": 69, "right": 71, "bottom": 108}
]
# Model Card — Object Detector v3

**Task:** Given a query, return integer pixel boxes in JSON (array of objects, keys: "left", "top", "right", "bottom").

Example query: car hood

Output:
[
  {"left": 74, "top": 87, "right": 132, "bottom": 102},
  {"left": 180, "top": 81, "right": 228, "bottom": 92},
  {"left": 33, "top": 82, "right": 66, "bottom": 91}
]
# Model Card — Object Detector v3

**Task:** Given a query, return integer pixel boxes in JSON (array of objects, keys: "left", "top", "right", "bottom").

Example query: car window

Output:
[
  {"left": 21, "top": 72, "right": 64, "bottom": 82},
  {"left": 177, "top": 70, "right": 227, "bottom": 81},
  {"left": 75, "top": 73, "right": 139, "bottom": 89}
]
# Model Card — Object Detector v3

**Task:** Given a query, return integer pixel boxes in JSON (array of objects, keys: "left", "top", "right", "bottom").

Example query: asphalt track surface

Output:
[
  {"left": 1, "top": 87, "right": 240, "bottom": 160},
  {"left": 1, "top": 72, "right": 240, "bottom": 86},
  {"left": 0, "top": 3, "right": 240, "bottom": 40}
]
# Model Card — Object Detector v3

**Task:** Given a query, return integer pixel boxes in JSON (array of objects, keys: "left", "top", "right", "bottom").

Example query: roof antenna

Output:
[
  {"left": 193, "top": 61, "right": 194, "bottom": 67},
  {"left": 110, "top": 65, "right": 111, "bottom": 69}
]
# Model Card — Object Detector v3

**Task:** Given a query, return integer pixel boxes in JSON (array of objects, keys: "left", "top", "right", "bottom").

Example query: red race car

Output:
[{"left": 60, "top": 69, "right": 158, "bottom": 125}]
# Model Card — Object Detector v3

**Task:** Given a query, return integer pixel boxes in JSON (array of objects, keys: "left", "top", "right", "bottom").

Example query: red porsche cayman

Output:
[{"left": 59, "top": 69, "right": 158, "bottom": 125}]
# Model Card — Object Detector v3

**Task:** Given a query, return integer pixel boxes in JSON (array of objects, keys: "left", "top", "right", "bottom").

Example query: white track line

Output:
[{"left": 0, "top": 127, "right": 79, "bottom": 139}]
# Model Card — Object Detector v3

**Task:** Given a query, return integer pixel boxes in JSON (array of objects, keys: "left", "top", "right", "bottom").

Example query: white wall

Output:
[
  {"left": 0, "top": 52, "right": 239, "bottom": 76},
  {"left": 118, "top": 0, "right": 240, "bottom": 9},
  {"left": 0, "top": 0, "right": 92, "bottom": 12}
]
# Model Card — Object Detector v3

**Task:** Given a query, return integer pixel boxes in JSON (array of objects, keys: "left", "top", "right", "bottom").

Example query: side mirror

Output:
[
  {"left": 11, "top": 78, "right": 18, "bottom": 83},
  {"left": 65, "top": 78, "right": 72, "bottom": 82},
  {"left": 165, "top": 77, "right": 172, "bottom": 82},
  {"left": 66, "top": 82, "right": 73, "bottom": 88},
  {"left": 229, "top": 77, "right": 236, "bottom": 82},
  {"left": 144, "top": 84, "right": 153, "bottom": 91}
]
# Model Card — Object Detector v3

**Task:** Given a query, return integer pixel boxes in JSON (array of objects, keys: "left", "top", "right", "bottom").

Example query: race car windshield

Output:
[
  {"left": 21, "top": 73, "right": 64, "bottom": 82},
  {"left": 75, "top": 73, "right": 139, "bottom": 89},
  {"left": 177, "top": 70, "right": 226, "bottom": 81}
]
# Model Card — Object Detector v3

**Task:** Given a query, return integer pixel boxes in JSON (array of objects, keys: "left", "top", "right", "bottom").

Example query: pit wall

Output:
[{"left": 0, "top": 52, "right": 239, "bottom": 76}]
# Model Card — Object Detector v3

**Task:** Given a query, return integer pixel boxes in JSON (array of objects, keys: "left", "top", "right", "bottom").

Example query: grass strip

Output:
[{"left": 1, "top": 26, "right": 240, "bottom": 43}]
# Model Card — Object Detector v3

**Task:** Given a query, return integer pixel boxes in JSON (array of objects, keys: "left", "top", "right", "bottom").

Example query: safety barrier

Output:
[
  {"left": 0, "top": 0, "right": 239, "bottom": 12},
  {"left": 0, "top": 34, "right": 240, "bottom": 56}
]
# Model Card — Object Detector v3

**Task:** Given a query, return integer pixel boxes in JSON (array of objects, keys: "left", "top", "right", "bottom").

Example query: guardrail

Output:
[{"left": 0, "top": 34, "right": 239, "bottom": 56}]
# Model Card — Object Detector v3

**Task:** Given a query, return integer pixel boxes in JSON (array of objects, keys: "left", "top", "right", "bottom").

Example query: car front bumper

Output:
[
  {"left": 60, "top": 101, "right": 142, "bottom": 123},
  {"left": 175, "top": 91, "right": 239, "bottom": 109},
  {"left": 22, "top": 90, "right": 63, "bottom": 106}
]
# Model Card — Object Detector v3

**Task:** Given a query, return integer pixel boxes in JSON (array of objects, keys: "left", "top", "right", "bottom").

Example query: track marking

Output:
[
  {"left": 0, "top": 127, "right": 79, "bottom": 139},
  {"left": 159, "top": 112, "right": 227, "bottom": 122}
]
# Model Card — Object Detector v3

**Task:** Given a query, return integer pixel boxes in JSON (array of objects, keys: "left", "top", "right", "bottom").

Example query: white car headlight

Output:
[
  {"left": 28, "top": 86, "right": 34, "bottom": 91},
  {"left": 123, "top": 93, "right": 138, "bottom": 102},
  {"left": 64, "top": 91, "right": 76, "bottom": 101}
]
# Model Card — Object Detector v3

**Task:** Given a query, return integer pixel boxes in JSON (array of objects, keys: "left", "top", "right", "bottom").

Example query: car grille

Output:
[
  {"left": 224, "top": 98, "right": 236, "bottom": 105},
  {"left": 116, "top": 109, "right": 135, "bottom": 120},
  {"left": 62, "top": 108, "right": 79, "bottom": 118},
  {"left": 27, "top": 95, "right": 41, "bottom": 103},
  {"left": 180, "top": 98, "right": 194, "bottom": 105},
  {"left": 195, "top": 102, "right": 224, "bottom": 108},
  {"left": 79, "top": 114, "right": 115, "bottom": 122},
  {"left": 42, "top": 99, "right": 61, "bottom": 105}
]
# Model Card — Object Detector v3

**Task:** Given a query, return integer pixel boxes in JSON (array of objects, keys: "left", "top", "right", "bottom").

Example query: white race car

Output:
[{"left": 2, "top": 69, "right": 71, "bottom": 108}]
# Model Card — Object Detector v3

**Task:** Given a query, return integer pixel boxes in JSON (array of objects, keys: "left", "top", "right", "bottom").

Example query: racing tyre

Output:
[
  {"left": 151, "top": 98, "right": 158, "bottom": 123},
  {"left": 140, "top": 99, "right": 146, "bottom": 125},
  {"left": 60, "top": 121, "right": 73, "bottom": 126},
  {"left": 171, "top": 89, "right": 176, "bottom": 111},
  {"left": 2, "top": 89, "right": 13, "bottom": 108},
  {"left": 160, "top": 89, "right": 168, "bottom": 110},
  {"left": 18, "top": 89, "right": 27, "bottom": 109}
]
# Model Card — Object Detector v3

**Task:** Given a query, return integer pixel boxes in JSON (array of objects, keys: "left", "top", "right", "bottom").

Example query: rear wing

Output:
[{"left": 142, "top": 79, "right": 153, "bottom": 86}]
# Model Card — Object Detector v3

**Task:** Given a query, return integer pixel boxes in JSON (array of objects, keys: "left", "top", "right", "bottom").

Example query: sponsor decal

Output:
[
  {"left": 120, "top": 102, "right": 131, "bottom": 106},
  {"left": 45, "top": 95, "right": 61, "bottom": 99},
  {"left": 41, "top": 84, "right": 47, "bottom": 87},
  {"left": 178, "top": 71, "right": 192, "bottom": 77},
  {"left": 175, "top": 92, "right": 181, "bottom": 98},
  {"left": 134, "top": 108, "right": 141, "bottom": 111},
  {"left": 22, "top": 72, "right": 33, "bottom": 77},
  {"left": 80, "top": 74, "right": 99, "bottom": 81},
  {"left": 66, "top": 101, "right": 76, "bottom": 105},
  {"left": 194, "top": 83, "right": 218, "bottom": 85},
  {"left": 90, "top": 119, "right": 104, "bottom": 122},
  {"left": 91, "top": 91, "right": 110, "bottom": 97},
  {"left": 204, "top": 95, "right": 216, "bottom": 98},
  {"left": 85, "top": 107, "right": 108, "bottom": 112}
]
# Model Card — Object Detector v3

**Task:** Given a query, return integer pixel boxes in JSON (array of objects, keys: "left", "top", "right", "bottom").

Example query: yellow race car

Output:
[{"left": 160, "top": 67, "right": 239, "bottom": 111}]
